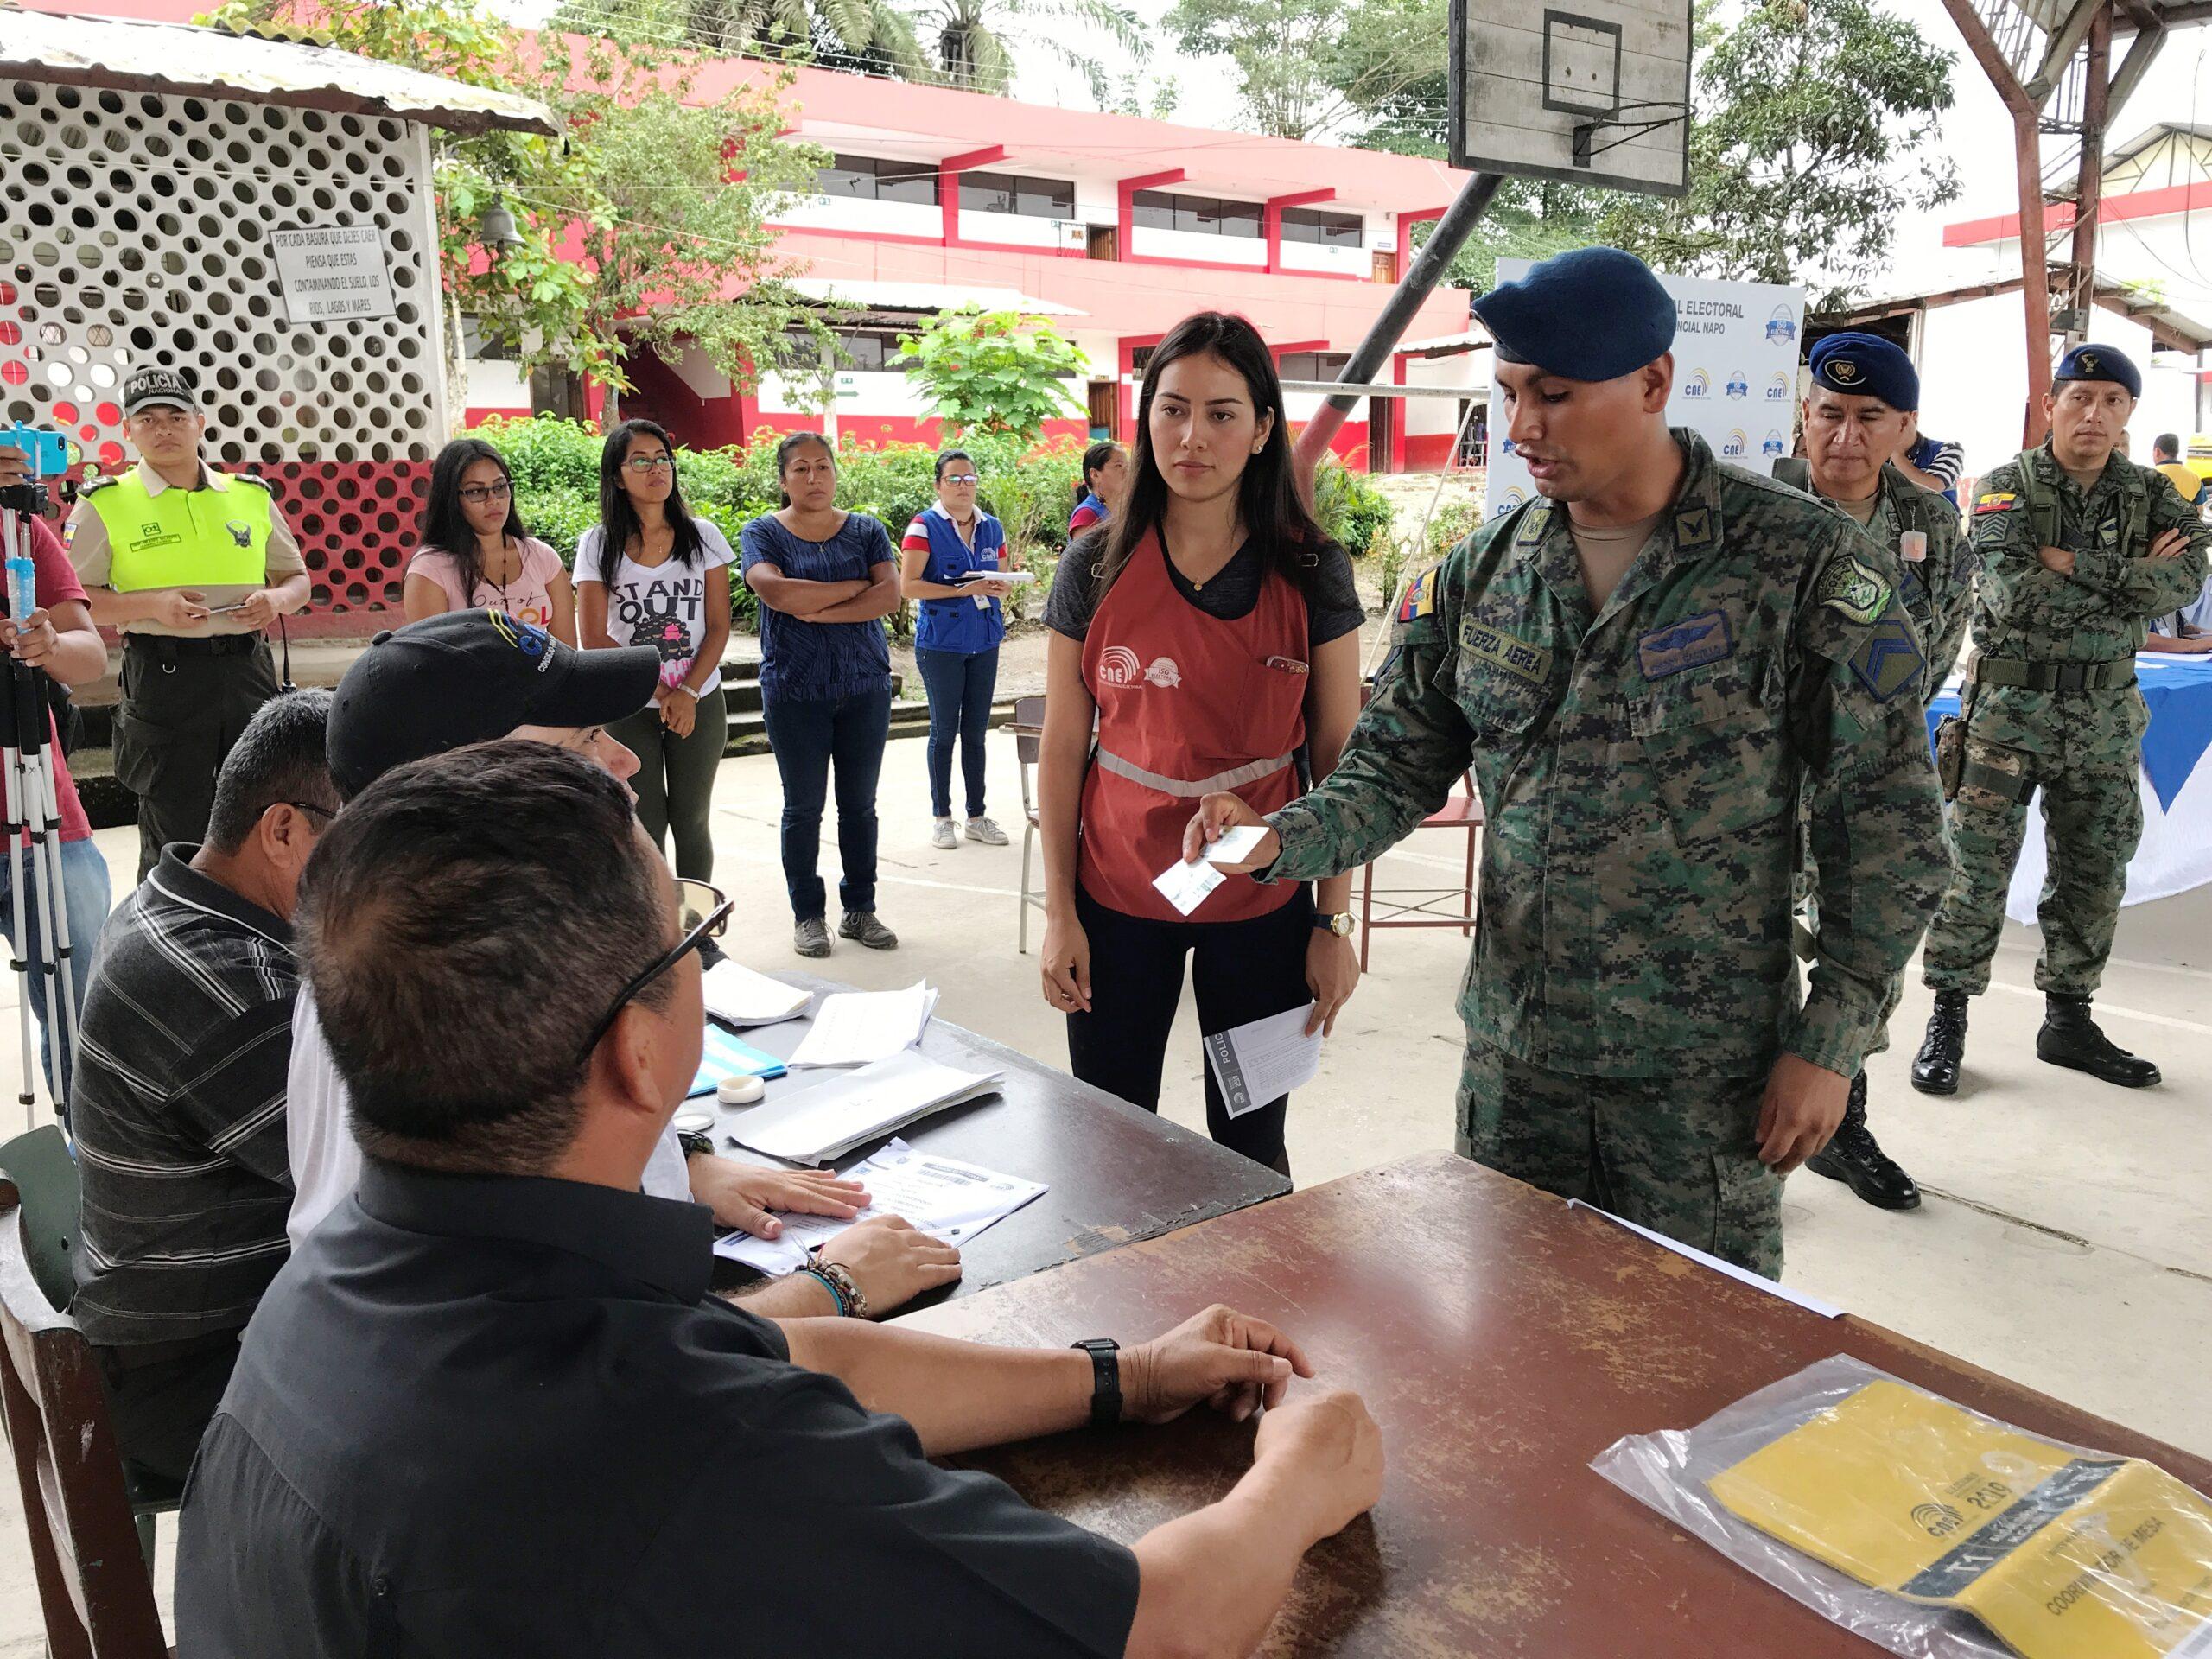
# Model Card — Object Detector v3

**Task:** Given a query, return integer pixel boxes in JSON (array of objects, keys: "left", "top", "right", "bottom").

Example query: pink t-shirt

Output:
[
  {"left": 407, "top": 539, "right": 566, "bottom": 633},
  {"left": 17, "top": 517, "right": 89, "bottom": 843}
]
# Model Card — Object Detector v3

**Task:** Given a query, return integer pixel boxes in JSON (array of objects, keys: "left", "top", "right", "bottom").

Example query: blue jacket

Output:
[{"left": 906, "top": 504, "right": 1007, "bottom": 655}]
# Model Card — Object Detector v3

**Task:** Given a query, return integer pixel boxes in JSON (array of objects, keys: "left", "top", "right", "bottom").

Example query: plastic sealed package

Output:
[{"left": 1591, "top": 1355, "right": 2212, "bottom": 1659}]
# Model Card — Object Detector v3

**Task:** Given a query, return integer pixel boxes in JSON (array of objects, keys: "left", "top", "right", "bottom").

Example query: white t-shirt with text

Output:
[{"left": 574, "top": 518, "right": 738, "bottom": 696}]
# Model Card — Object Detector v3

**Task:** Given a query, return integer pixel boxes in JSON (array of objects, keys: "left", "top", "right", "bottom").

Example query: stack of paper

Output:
[
  {"left": 725, "top": 1049, "right": 1000, "bottom": 1164},
  {"left": 786, "top": 981, "right": 938, "bottom": 1068},
  {"left": 714, "top": 1137, "right": 1046, "bottom": 1274},
  {"left": 702, "top": 959, "right": 812, "bottom": 1028}
]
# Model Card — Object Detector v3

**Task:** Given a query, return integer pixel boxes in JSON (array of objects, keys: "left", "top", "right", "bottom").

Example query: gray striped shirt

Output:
[{"left": 72, "top": 847, "right": 296, "bottom": 1348}]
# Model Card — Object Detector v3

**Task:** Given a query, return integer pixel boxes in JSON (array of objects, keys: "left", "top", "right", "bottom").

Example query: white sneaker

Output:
[
  {"left": 931, "top": 817, "right": 958, "bottom": 849},
  {"left": 965, "top": 816, "right": 1009, "bottom": 846}
]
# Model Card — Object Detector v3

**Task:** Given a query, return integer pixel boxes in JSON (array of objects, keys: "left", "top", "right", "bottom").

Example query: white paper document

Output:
[
  {"left": 1152, "top": 855, "right": 1224, "bottom": 916},
  {"left": 954, "top": 569, "right": 1036, "bottom": 586},
  {"left": 714, "top": 1137, "right": 1046, "bottom": 1274},
  {"left": 725, "top": 1049, "right": 1001, "bottom": 1164},
  {"left": 702, "top": 959, "right": 812, "bottom": 1028},
  {"left": 786, "top": 982, "right": 938, "bottom": 1068},
  {"left": 1201, "top": 824, "right": 1270, "bottom": 866},
  {"left": 1202, "top": 1004, "right": 1323, "bottom": 1118},
  {"left": 1567, "top": 1200, "right": 1844, "bottom": 1319}
]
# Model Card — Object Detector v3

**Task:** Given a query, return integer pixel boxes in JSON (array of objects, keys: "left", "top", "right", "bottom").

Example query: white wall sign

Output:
[
  {"left": 1484, "top": 261, "right": 1807, "bottom": 519},
  {"left": 270, "top": 224, "right": 397, "bottom": 324}
]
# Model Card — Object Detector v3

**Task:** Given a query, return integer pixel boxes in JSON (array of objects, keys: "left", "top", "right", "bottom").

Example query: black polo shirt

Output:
[{"left": 175, "top": 1161, "right": 1140, "bottom": 1657}]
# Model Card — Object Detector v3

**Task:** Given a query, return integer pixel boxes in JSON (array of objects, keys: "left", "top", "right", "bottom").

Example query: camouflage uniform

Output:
[
  {"left": 1263, "top": 430, "right": 1948, "bottom": 1278},
  {"left": 1921, "top": 444, "right": 2211, "bottom": 996}
]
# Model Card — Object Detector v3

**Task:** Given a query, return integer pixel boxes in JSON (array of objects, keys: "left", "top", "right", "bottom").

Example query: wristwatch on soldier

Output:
[{"left": 1313, "top": 911, "right": 1356, "bottom": 938}]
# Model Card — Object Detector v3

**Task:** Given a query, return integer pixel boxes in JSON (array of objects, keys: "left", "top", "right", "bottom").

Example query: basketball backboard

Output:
[{"left": 1447, "top": 0, "right": 1693, "bottom": 197}]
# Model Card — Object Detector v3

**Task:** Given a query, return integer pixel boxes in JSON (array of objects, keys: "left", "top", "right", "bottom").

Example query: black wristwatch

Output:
[
  {"left": 1071, "top": 1338, "right": 1122, "bottom": 1429},
  {"left": 677, "top": 1128, "right": 715, "bottom": 1159}
]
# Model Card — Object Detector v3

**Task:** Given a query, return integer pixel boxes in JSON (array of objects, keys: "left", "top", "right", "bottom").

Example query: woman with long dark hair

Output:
[
  {"left": 404, "top": 437, "right": 575, "bottom": 644},
  {"left": 1068, "top": 440, "right": 1128, "bottom": 537},
  {"left": 1036, "top": 313, "right": 1365, "bottom": 1173},
  {"left": 575, "top": 419, "right": 735, "bottom": 881},
  {"left": 739, "top": 432, "right": 903, "bottom": 958}
]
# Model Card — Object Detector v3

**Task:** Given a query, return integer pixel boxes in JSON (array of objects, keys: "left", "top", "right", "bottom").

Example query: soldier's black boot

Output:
[
  {"left": 2036, "top": 994, "right": 2160, "bottom": 1088},
  {"left": 1910, "top": 990, "right": 1968, "bottom": 1095},
  {"left": 1807, "top": 1073, "right": 1922, "bottom": 1211}
]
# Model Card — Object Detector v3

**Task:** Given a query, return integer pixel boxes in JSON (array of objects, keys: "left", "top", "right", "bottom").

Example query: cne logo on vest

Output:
[{"left": 1098, "top": 645, "right": 1141, "bottom": 686}]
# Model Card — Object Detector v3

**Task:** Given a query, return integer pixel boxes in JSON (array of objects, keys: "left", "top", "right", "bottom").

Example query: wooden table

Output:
[
  {"left": 899, "top": 1152, "right": 2212, "bottom": 1656},
  {"left": 706, "top": 974, "right": 1288, "bottom": 1303}
]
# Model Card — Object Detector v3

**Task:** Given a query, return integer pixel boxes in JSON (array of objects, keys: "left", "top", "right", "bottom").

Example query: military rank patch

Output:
[
  {"left": 1637, "top": 610, "right": 1732, "bottom": 680},
  {"left": 1459, "top": 617, "right": 1552, "bottom": 683},
  {"left": 1817, "top": 555, "right": 1892, "bottom": 625},
  {"left": 1848, "top": 616, "right": 1921, "bottom": 702},
  {"left": 1397, "top": 564, "right": 1440, "bottom": 623},
  {"left": 1973, "top": 491, "right": 2018, "bottom": 516}
]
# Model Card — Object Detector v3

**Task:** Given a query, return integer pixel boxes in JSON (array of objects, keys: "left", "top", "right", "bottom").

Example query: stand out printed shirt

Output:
[{"left": 574, "top": 518, "right": 738, "bottom": 696}]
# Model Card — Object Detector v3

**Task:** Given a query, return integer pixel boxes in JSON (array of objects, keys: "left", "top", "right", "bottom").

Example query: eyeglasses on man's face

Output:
[
  {"left": 941, "top": 474, "right": 980, "bottom": 486},
  {"left": 574, "top": 880, "right": 733, "bottom": 1061},
  {"left": 459, "top": 481, "right": 513, "bottom": 505},
  {"left": 625, "top": 454, "right": 677, "bottom": 474}
]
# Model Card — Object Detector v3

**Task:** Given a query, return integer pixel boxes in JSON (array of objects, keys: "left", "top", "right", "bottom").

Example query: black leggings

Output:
[{"left": 1065, "top": 883, "right": 1314, "bottom": 1167}]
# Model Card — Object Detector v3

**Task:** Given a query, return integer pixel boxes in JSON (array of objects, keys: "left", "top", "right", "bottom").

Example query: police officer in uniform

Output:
[
  {"left": 1771, "top": 332, "right": 1974, "bottom": 1211},
  {"left": 1913, "top": 345, "right": 2210, "bottom": 1093},
  {"left": 65, "top": 365, "right": 310, "bottom": 878},
  {"left": 1192, "top": 248, "right": 1948, "bottom": 1279}
]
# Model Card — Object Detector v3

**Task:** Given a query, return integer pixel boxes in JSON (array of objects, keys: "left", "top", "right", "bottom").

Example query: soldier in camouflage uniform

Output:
[
  {"left": 1771, "top": 332, "right": 1974, "bottom": 1212},
  {"left": 1192, "top": 248, "right": 1948, "bottom": 1279},
  {"left": 1914, "top": 344, "right": 2210, "bottom": 1094}
]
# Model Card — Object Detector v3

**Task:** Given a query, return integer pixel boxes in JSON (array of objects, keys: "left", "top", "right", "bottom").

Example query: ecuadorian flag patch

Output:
[
  {"left": 1974, "top": 492, "right": 2018, "bottom": 516},
  {"left": 1397, "top": 565, "right": 1440, "bottom": 623}
]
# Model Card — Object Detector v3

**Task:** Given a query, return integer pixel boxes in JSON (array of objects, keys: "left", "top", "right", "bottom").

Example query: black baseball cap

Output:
[
  {"left": 122, "top": 363, "right": 198, "bottom": 416},
  {"left": 327, "top": 610, "right": 660, "bottom": 799}
]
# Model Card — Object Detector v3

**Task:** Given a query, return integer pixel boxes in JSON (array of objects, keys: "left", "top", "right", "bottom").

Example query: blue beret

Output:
[
  {"left": 1808, "top": 331, "right": 1918, "bottom": 411},
  {"left": 1473, "top": 246, "right": 1675, "bottom": 381},
  {"left": 2055, "top": 342, "right": 2140, "bottom": 398}
]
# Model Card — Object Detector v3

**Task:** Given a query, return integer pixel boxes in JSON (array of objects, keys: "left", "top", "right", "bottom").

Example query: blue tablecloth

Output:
[{"left": 1926, "top": 651, "right": 2212, "bottom": 811}]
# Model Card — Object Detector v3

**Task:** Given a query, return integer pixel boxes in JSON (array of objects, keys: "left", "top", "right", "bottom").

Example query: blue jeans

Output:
[
  {"left": 0, "top": 835, "right": 112, "bottom": 1105},
  {"left": 915, "top": 645, "right": 998, "bottom": 819},
  {"left": 761, "top": 688, "right": 891, "bottom": 921}
]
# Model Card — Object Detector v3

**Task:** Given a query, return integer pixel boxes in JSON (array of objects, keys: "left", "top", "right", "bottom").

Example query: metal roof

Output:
[
  {"left": 0, "top": 10, "right": 559, "bottom": 137},
  {"left": 1815, "top": 275, "right": 2212, "bottom": 354},
  {"left": 785, "top": 277, "right": 1083, "bottom": 317}
]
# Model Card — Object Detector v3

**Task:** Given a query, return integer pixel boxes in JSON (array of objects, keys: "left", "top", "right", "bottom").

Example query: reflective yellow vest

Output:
[{"left": 86, "top": 469, "right": 271, "bottom": 592}]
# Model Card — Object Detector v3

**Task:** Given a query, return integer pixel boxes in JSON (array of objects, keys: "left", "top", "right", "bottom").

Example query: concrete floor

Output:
[{"left": 0, "top": 734, "right": 2207, "bottom": 1649}]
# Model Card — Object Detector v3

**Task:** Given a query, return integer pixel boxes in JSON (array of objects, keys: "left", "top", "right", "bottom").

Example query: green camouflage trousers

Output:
[
  {"left": 1921, "top": 711, "right": 2142, "bottom": 998},
  {"left": 1457, "top": 1044, "right": 1783, "bottom": 1279}
]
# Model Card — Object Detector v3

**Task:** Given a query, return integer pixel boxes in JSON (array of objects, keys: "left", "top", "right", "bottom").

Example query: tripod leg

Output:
[
  {"left": 3, "top": 753, "right": 34, "bottom": 1129},
  {"left": 32, "top": 757, "right": 79, "bottom": 1110},
  {"left": 20, "top": 753, "right": 66, "bottom": 1116}
]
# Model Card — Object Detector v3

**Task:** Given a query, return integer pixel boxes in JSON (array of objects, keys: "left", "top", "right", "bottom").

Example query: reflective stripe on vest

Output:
[
  {"left": 1094, "top": 747, "right": 1295, "bottom": 798},
  {"left": 89, "top": 472, "right": 271, "bottom": 592}
]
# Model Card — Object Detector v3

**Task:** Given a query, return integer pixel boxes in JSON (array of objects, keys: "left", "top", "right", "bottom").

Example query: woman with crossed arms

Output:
[{"left": 1037, "top": 312, "right": 1364, "bottom": 1176}]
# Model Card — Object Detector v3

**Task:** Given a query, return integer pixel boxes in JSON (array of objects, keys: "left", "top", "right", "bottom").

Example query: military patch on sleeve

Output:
[
  {"left": 1637, "top": 609, "right": 1733, "bottom": 680},
  {"left": 1458, "top": 616, "right": 1552, "bottom": 683},
  {"left": 1972, "top": 492, "right": 2018, "bottom": 516},
  {"left": 1847, "top": 616, "right": 1922, "bottom": 702},
  {"left": 1816, "top": 555, "right": 1893, "bottom": 625},
  {"left": 1396, "top": 564, "right": 1440, "bottom": 623}
]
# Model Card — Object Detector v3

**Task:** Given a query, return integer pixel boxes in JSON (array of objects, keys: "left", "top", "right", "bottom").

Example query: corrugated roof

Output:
[
  {"left": 0, "top": 10, "right": 559, "bottom": 137},
  {"left": 787, "top": 277, "right": 1083, "bottom": 316}
]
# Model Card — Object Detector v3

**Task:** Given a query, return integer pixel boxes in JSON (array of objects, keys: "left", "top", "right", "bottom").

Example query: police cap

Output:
[
  {"left": 1807, "top": 331, "right": 1918, "bottom": 412},
  {"left": 1472, "top": 247, "right": 1675, "bottom": 381},
  {"left": 122, "top": 364, "right": 198, "bottom": 417},
  {"left": 2054, "top": 342, "right": 2140, "bottom": 399}
]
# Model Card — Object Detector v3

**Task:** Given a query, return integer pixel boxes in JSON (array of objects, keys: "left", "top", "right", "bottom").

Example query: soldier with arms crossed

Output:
[{"left": 1194, "top": 248, "right": 1948, "bottom": 1278}]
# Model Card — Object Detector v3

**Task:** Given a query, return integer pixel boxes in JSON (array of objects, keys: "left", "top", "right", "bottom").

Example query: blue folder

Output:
[{"left": 688, "top": 1024, "right": 789, "bottom": 1098}]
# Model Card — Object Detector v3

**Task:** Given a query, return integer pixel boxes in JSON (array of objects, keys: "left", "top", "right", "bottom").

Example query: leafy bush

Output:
[{"left": 1312, "top": 458, "right": 1394, "bottom": 556}]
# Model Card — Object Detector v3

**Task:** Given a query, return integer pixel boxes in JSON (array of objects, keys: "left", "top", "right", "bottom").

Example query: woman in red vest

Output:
[{"left": 1037, "top": 313, "right": 1364, "bottom": 1173}]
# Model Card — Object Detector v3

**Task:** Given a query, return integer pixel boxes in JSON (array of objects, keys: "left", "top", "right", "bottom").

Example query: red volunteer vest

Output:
[{"left": 1078, "top": 533, "right": 1309, "bottom": 922}]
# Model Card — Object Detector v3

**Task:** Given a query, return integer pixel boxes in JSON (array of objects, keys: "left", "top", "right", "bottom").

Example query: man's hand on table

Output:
[
  {"left": 817, "top": 1214, "right": 963, "bottom": 1314},
  {"left": 1252, "top": 1388, "right": 1386, "bottom": 1539},
  {"left": 1119, "top": 1305, "right": 1314, "bottom": 1425},
  {"left": 689, "top": 1153, "right": 868, "bottom": 1239}
]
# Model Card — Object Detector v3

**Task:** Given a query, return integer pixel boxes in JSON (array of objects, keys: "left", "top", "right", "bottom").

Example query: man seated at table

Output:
[
  {"left": 2147, "top": 564, "right": 2212, "bottom": 653},
  {"left": 175, "top": 742, "right": 1382, "bottom": 1657},
  {"left": 287, "top": 609, "right": 956, "bottom": 1317}
]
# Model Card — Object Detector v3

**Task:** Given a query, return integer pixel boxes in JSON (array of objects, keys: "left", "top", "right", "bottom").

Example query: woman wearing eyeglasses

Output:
[
  {"left": 404, "top": 438, "right": 577, "bottom": 645},
  {"left": 899, "top": 449, "right": 1016, "bottom": 851},
  {"left": 576, "top": 419, "right": 737, "bottom": 884}
]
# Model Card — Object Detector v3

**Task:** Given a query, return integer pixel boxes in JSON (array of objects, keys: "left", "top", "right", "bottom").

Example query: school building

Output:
[{"left": 463, "top": 61, "right": 1482, "bottom": 471}]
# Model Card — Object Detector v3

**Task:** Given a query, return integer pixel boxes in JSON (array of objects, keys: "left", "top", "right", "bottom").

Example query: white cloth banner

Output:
[
  {"left": 2004, "top": 763, "right": 2212, "bottom": 925},
  {"left": 1484, "top": 264, "right": 1808, "bottom": 520}
]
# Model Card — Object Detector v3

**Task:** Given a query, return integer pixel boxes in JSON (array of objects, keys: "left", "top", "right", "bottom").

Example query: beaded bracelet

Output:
[
  {"left": 808, "top": 1253, "right": 869, "bottom": 1320},
  {"left": 796, "top": 1266, "right": 849, "bottom": 1318}
]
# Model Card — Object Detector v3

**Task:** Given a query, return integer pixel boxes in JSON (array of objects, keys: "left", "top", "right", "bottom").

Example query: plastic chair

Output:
[
  {"left": 1011, "top": 696, "right": 1048, "bottom": 952},
  {"left": 0, "top": 1155, "right": 172, "bottom": 1656},
  {"left": 1351, "top": 683, "right": 1484, "bottom": 969}
]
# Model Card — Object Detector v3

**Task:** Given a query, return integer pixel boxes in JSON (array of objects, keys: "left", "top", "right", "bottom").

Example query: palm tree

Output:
[
  {"left": 906, "top": 0, "right": 1147, "bottom": 104},
  {"left": 553, "top": 0, "right": 929, "bottom": 79}
]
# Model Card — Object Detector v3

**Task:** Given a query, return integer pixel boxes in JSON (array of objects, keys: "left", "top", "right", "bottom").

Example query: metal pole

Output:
[
  {"left": 2063, "top": 5, "right": 2112, "bottom": 350},
  {"left": 1294, "top": 171, "right": 1504, "bottom": 480}
]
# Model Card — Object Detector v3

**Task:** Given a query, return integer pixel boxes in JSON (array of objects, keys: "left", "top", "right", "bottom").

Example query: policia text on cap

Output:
[{"left": 62, "top": 365, "right": 311, "bottom": 880}]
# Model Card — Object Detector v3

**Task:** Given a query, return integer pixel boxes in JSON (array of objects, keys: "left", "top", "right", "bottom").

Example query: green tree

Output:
[
  {"left": 549, "top": 0, "right": 928, "bottom": 81},
  {"left": 205, "top": 0, "right": 831, "bottom": 409},
  {"left": 1160, "top": 0, "right": 1428, "bottom": 141},
  {"left": 909, "top": 0, "right": 1147, "bottom": 104},
  {"left": 895, "top": 308, "right": 1084, "bottom": 441}
]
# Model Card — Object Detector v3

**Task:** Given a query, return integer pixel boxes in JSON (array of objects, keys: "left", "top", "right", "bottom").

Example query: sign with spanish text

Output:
[
  {"left": 270, "top": 224, "right": 396, "bottom": 324},
  {"left": 1483, "top": 262, "right": 1807, "bottom": 519}
]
